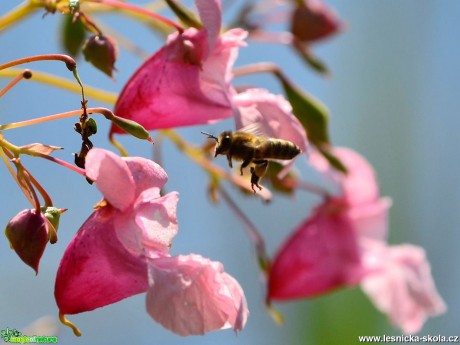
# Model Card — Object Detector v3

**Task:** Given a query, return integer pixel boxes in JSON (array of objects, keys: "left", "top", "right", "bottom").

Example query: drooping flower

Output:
[
  {"left": 290, "top": 0, "right": 343, "bottom": 43},
  {"left": 268, "top": 200, "right": 363, "bottom": 300},
  {"left": 5, "top": 209, "right": 49, "bottom": 274},
  {"left": 55, "top": 148, "right": 248, "bottom": 335},
  {"left": 113, "top": 0, "right": 247, "bottom": 134},
  {"left": 5, "top": 207, "right": 62, "bottom": 274},
  {"left": 268, "top": 147, "right": 446, "bottom": 332}
]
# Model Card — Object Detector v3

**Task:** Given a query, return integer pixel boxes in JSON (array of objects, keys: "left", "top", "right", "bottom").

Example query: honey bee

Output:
[{"left": 201, "top": 129, "right": 302, "bottom": 192}]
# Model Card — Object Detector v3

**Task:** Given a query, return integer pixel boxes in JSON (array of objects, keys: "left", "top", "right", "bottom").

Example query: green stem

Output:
[
  {"left": 219, "top": 187, "right": 271, "bottom": 274},
  {"left": 0, "top": 1, "right": 41, "bottom": 32}
]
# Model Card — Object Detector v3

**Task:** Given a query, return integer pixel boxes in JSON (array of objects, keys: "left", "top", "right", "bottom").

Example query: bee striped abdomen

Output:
[{"left": 255, "top": 139, "right": 301, "bottom": 160}]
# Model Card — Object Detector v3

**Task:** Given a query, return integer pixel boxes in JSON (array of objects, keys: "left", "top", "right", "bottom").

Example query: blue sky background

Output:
[{"left": 1, "top": 1, "right": 459, "bottom": 344}]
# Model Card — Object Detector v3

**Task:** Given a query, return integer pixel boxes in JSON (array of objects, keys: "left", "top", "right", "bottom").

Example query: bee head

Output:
[{"left": 215, "top": 131, "right": 232, "bottom": 157}]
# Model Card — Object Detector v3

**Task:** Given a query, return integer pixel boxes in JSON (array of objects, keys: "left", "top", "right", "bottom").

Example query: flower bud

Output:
[
  {"left": 5, "top": 209, "right": 48, "bottom": 274},
  {"left": 110, "top": 115, "right": 151, "bottom": 141},
  {"left": 82, "top": 34, "right": 118, "bottom": 78},
  {"left": 291, "top": 0, "right": 342, "bottom": 43},
  {"left": 42, "top": 206, "right": 64, "bottom": 244}
]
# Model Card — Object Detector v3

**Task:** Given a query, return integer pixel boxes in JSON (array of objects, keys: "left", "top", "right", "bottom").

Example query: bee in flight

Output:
[{"left": 201, "top": 129, "right": 302, "bottom": 193}]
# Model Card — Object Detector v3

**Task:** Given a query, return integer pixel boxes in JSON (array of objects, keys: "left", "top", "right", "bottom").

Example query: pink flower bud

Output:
[
  {"left": 291, "top": 0, "right": 343, "bottom": 43},
  {"left": 82, "top": 35, "right": 118, "bottom": 78},
  {"left": 5, "top": 209, "right": 49, "bottom": 274}
]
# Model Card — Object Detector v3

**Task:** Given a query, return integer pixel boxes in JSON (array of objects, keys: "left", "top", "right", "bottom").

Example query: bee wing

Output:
[{"left": 237, "top": 122, "right": 268, "bottom": 138}]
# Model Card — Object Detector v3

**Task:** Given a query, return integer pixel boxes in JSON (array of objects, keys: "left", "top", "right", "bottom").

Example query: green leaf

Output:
[
  {"left": 164, "top": 0, "right": 203, "bottom": 29},
  {"left": 275, "top": 71, "right": 347, "bottom": 173},
  {"left": 61, "top": 14, "right": 87, "bottom": 57}
]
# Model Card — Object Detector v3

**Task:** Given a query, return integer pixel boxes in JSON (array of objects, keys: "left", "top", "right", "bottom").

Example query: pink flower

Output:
[
  {"left": 268, "top": 200, "right": 363, "bottom": 300},
  {"left": 55, "top": 148, "right": 248, "bottom": 335},
  {"left": 268, "top": 147, "right": 446, "bottom": 332},
  {"left": 361, "top": 241, "right": 447, "bottom": 333},
  {"left": 146, "top": 254, "right": 248, "bottom": 335},
  {"left": 112, "top": 0, "right": 247, "bottom": 134}
]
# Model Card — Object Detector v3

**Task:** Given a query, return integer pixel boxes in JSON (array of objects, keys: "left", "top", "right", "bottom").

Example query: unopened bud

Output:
[
  {"left": 5, "top": 209, "right": 48, "bottom": 274},
  {"left": 291, "top": 0, "right": 342, "bottom": 43},
  {"left": 82, "top": 34, "right": 118, "bottom": 78},
  {"left": 110, "top": 115, "right": 152, "bottom": 141}
]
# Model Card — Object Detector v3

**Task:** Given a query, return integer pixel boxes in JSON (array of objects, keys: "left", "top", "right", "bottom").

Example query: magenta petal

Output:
[
  {"left": 309, "top": 147, "right": 380, "bottom": 205},
  {"left": 55, "top": 207, "right": 148, "bottom": 315},
  {"left": 268, "top": 203, "right": 363, "bottom": 300},
  {"left": 113, "top": 27, "right": 244, "bottom": 132},
  {"left": 146, "top": 254, "right": 249, "bottom": 336},
  {"left": 85, "top": 148, "right": 135, "bottom": 211},
  {"left": 123, "top": 156, "right": 168, "bottom": 199},
  {"left": 195, "top": 0, "right": 222, "bottom": 50},
  {"left": 5, "top": 209, "right": 48, "bottom": 274},
  {"left": 114, "top": 192, "right": 179, "bottom": 259}
]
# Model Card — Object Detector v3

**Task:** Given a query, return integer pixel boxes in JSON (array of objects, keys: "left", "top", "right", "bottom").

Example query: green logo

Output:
[{"left": 1, "top": 327, "right": 58, "bottom": 343}]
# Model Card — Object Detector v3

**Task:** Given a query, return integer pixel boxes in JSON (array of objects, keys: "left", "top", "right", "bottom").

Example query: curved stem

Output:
[
  {"left": 0, "top": 54, "right": 77, "bottom": 72},
  {"left": 233, "top": 62, "right": 280, "bottom": 78},
  {"left": 88, "top": 0, "right": 185, "bottom": 33},
  {"left": 26, "top": 151, "right": 86, "bottom": 177},
  {"left": 0, "top": 147, "right": 35, "bottom": 206},
  {"left": 0, "top": 70, "right": 32, "bottom": 98},
  {"left": 0, "top": 107, "right": 113, "bottom": 130},
  {"left": 0, "top": 69, "right": 117, "bottom": 104},
  {"left": 22, "top": 166, "right": 53, "bottom": 207},
  {"left": 219, "top": 187, "right": 270, "bottom": 274},
  {"left": 13, "top": 158, "right": 41, "bottom": 212}
]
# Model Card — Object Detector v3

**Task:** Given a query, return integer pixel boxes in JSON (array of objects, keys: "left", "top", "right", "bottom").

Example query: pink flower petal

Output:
[
  {"left": 309, "top": 147, "right": 379, "bottom": 206},
  {"left": 195, "top": 0, "right": 221, "bottom": 50},
  {"left": 234, "top": 88, "right": 308, "bottom": 177},
  {"left": 361, "top": 242, "right": 447, "bottom": 333},
  {"left": 268, "top": 202, "right": 363, "bottom": 300},
  {"left": 113, "top": 27, "right": 246, "bottom": 132},
  {"left": 234, "top": 88, "right": 308, "bottom": 153},
  {"left": 114, "top": 192, "right": 179, "bottom": 259},
  {"left": 146, "top": 254, "right": 249, "bottom": 336},
  {"left": 55, "top": 207, "right": 148, "bottom": 315},
  {"left": 347, "top": 197, "right": 392, "bottom": 242},
  {"left": 123, "top": 156, "right": 168, "bottom": 199},
  {"left": 85, "top": 148, "right": 135, "bottom": 212}
]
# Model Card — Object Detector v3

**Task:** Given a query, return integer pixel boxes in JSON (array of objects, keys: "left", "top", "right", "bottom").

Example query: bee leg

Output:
[
  {"left": 250, "top": 160, "right": 268, "bottom": 192},
  {"left": 240, "top": 158, "right": 252, "bottom": 176},
  {"left": 226, "top": 153, "right": 233, "bottom": 168},
  {"left": 250, "top": 167, "right": 263, "bottom": 192}
]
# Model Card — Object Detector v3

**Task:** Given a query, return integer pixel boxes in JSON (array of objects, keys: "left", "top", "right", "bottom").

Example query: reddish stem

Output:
[
  {"left": 0, "top": 54, "right": 76, "bottom": 72},
  {"left": 94, "top": 0, "right": 185, "bottom": 33}
]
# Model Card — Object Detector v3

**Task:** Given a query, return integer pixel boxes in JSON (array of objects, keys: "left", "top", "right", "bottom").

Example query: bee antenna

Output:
[{"left": 200, "top": 131, "right": 219, "bottom": 143}]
